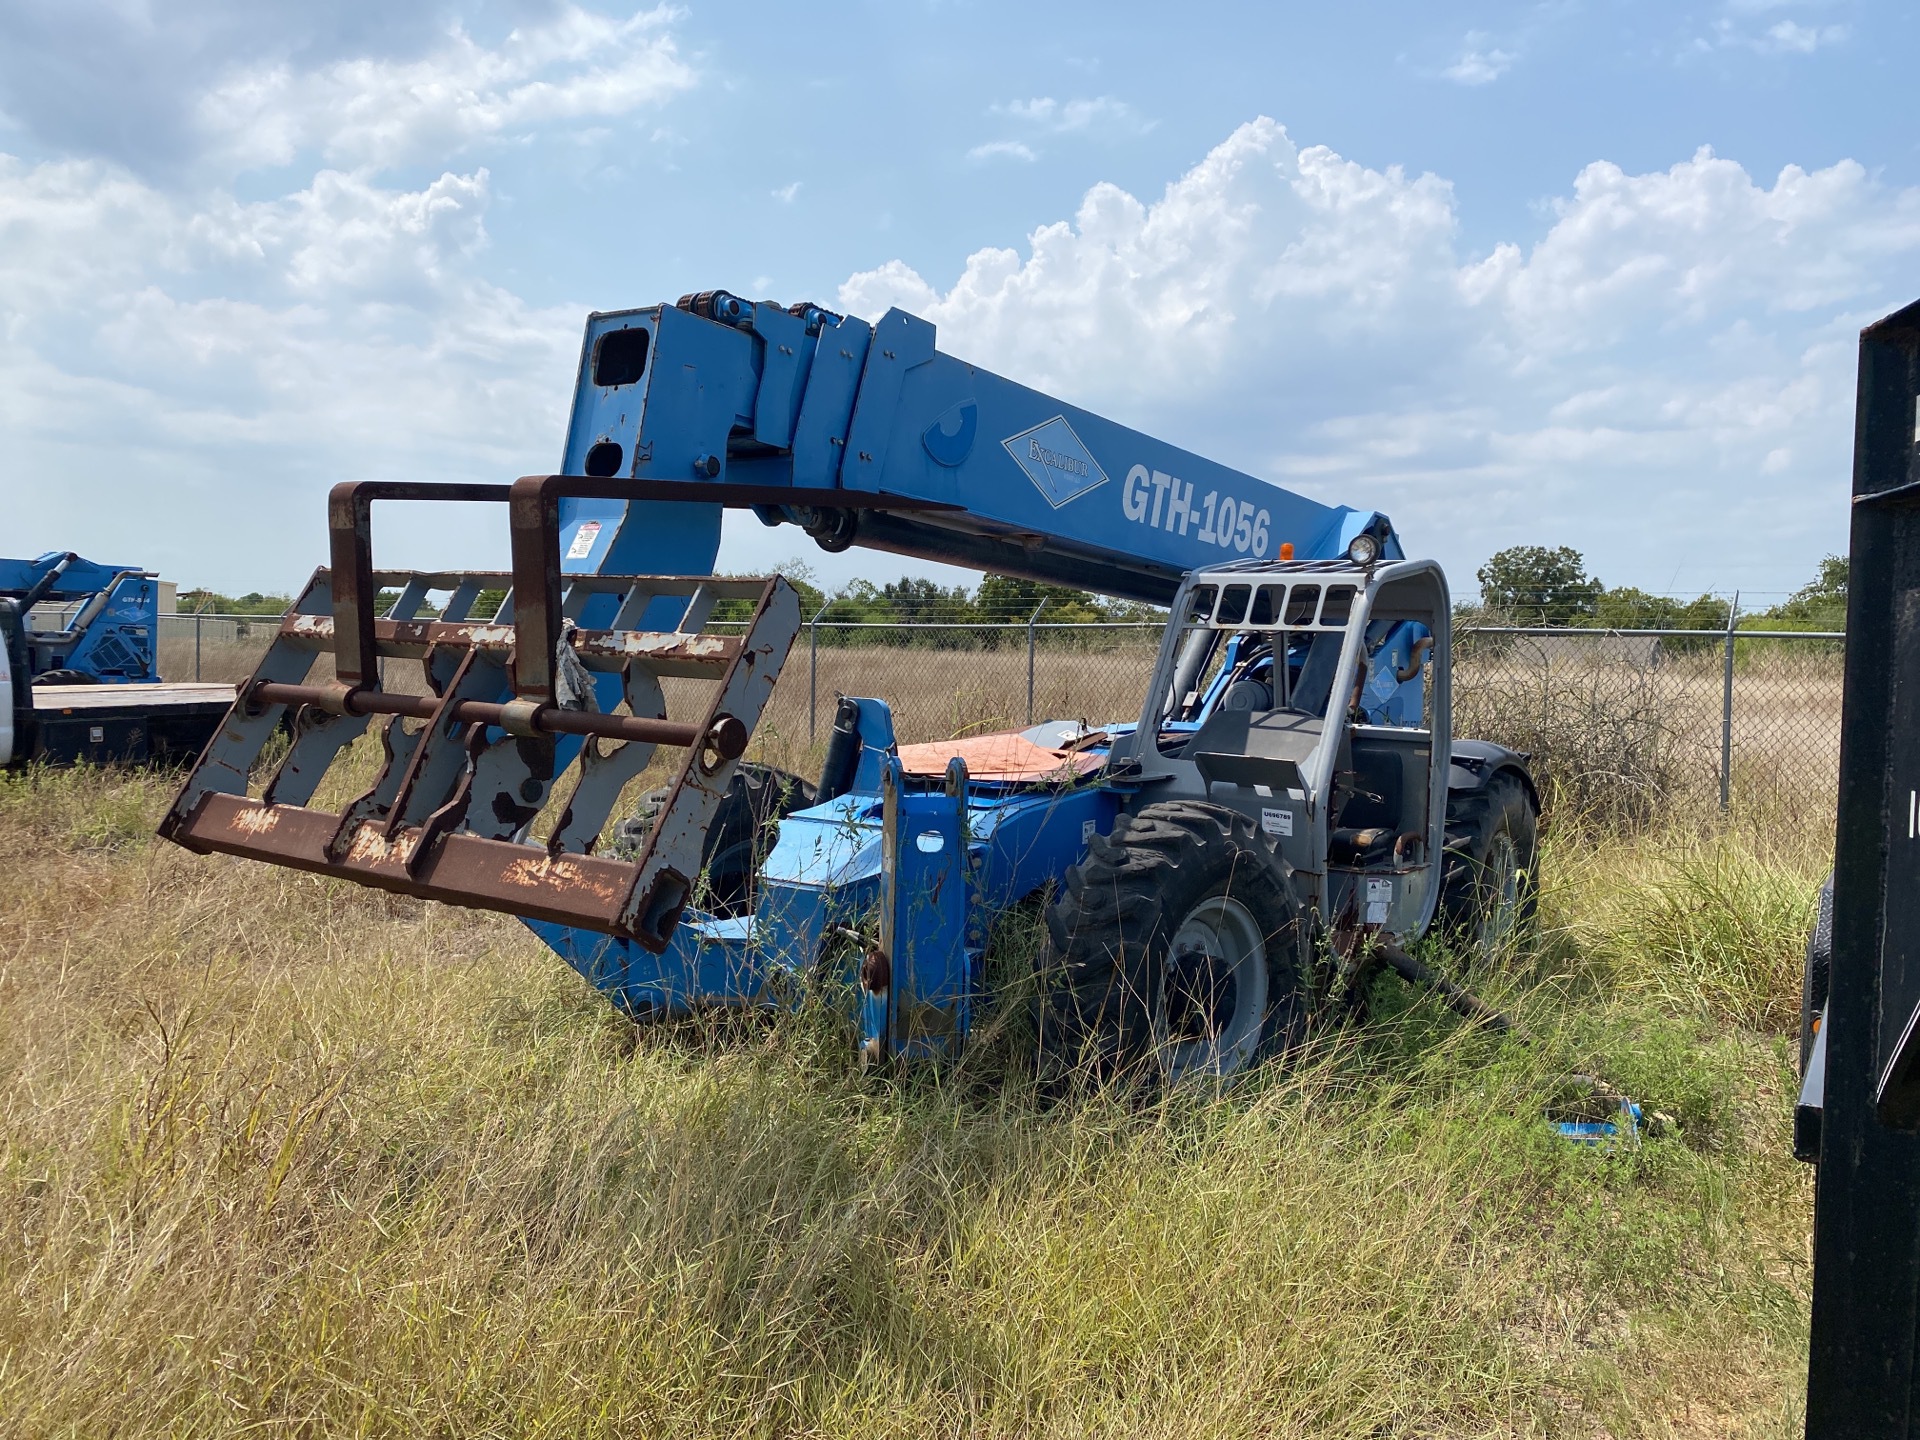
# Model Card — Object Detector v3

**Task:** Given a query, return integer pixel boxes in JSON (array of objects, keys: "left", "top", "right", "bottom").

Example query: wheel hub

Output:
[
  {"left": 1477, "top": 831, "right": 1523, "bottom": 953},
  {"left": 1155, "top": 894, "right": 1268, "bottom": 1080}
]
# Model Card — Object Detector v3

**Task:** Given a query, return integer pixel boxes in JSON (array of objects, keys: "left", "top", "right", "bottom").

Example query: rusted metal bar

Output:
[
  {"left": 171, "top": 792, "right": 642, "bottom": 931},
  {"left": 278, "top": 614, "right": 742, "bottom": 674},
  {"left": 500, "top": 475, "right": 965, "bottom": 510},
  {"left": 247, "top": 680, "right": 747, "bottom": 760},
  {"left": 508, "top": 477, "right": 565, "bottom": 703}
]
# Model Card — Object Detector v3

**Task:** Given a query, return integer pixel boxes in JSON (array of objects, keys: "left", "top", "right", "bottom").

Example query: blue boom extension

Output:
[{"left": 550, "top": 292, "right": 1397, "bottom": 612}]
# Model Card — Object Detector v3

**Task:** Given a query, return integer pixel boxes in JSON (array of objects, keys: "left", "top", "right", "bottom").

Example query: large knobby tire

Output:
[
  {"left": 1437, "top": 772, "right": 1540, "bottom": 960},
  {"left": 613, "top": 762, "right": 815, "bottom": 915},
  {"left": 32, "top": 669, "right": 95, "bottom": 686},
  {"left": 1040, "top": 801, "right": 1310, "bottom": 1084}
]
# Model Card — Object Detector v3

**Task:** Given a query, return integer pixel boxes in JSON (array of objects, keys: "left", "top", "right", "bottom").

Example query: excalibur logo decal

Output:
[{"left": 1001, "top": 416, "right": 1109, "bottom": 508}]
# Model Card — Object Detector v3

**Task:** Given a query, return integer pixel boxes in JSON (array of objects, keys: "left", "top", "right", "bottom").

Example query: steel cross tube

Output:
[{"left": 244, "top": 680, "right": 749, "bottom": 763}]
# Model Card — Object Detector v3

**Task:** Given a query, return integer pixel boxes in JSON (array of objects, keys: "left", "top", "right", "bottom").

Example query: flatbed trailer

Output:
[
  {"left": 22, "top": 682, "right": 234, "bottom": 767},
  {"left": 3, "top": 627, "right": 236, "bottom": 769}
]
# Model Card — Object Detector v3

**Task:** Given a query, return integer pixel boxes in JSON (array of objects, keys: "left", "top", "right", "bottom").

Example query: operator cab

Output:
[{"left": 1124, "top": 559, "right": 1451, "bottom": 941}]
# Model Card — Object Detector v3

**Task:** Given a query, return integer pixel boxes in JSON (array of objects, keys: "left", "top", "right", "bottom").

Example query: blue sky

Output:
[{"left": 2, "top": 0, "right": 1915, "bottom": 607}]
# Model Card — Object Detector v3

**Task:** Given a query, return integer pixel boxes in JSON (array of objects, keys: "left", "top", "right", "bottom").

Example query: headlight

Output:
[{"left": 1346, "top": 532, "right": 1381, "bottom": 566}]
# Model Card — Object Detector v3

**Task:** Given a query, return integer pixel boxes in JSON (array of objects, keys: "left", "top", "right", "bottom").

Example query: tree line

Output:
[
  {"left": 177, "top": 548, "right": 1848, "bottom": 639},
  {"left": 1469, "top": 545, "right": 1845, "bottom": 631}
]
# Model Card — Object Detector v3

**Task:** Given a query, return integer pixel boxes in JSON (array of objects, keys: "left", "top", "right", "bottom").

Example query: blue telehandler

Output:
[
  {"left": 1, "top": 553, "right": 234, "bottom": 768},
  {"left": 160, "top": 289, "right": 1538, "bottom": 1078}
]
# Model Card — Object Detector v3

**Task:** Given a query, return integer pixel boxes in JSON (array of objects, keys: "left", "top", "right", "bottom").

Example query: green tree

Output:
[
  {"left": 1760, "top": 554, "right": 1847, "bottom": 631},
  {"left": 177, "top": 588, "right": 295, "bottom": 616},
  {"left": 1475, "top": 546, "right": 1603, "bottom": 627},
  {"left": 881, "top": 576, "right": 976, "bottom": 625},
  {"left": 709, "top": 559, "right": 826, "bottom": 625},
  {"left": 974, "top": 574, "right": 1103, "bottom": 623},
  {"left": 1592, "top": 587, "right": 1728, "bottom": 633},
  {"left": 817, "top": 578, "right": 898, "bottom": 625}
]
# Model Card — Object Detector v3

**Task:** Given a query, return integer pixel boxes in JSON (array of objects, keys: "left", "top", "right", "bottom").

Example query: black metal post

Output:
[
  {"left": 1804, "top": 296, "right": 1920, "bottom": 1438},
  {"left": 1721, "top": 592, "right": 1739, "bottom": 811},
  {"left": 1026, "top": 600, "right": 1046, "bottom": 725},
  {"left": 808, "top": 602, "right": 827, "bottom": 744}
]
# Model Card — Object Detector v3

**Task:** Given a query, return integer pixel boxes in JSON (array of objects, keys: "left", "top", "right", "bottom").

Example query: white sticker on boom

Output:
[
  {"left": 1081, "top": 819, "right": 1097, "bottom": 844},
  {"left": 1261, "top": 806, "right": 1293, "bottom": 837},
  {"left": 565, "top": 520, "right": 601, "bottom": 560}
]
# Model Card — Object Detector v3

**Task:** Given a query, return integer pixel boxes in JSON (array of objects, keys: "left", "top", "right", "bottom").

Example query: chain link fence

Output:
[
  {"left": 1452, "top": 626, "right": 1842, "bottom": 821},
  {"left": 158, "top": 611, "right": 288, "bottom": 685},
  {"left": 161, "top": 610, "right": 1843, "bottom": 820}
]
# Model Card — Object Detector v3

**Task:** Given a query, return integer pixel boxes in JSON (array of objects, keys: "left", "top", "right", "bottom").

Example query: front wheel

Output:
[
  {"left": 1040, "top": 801, "right": 1310, "bottom": 1083},
  {"left": 1437, "top": 772, "right": 1540, "bottom": 961},
  {"left": 612, "top": 762, "right": 815, "bottom": 916}
]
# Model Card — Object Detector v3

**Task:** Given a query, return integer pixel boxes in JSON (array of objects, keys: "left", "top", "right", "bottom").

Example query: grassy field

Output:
[{"left": 0, "top": 756, "right": 1826, "bottom": 1437}]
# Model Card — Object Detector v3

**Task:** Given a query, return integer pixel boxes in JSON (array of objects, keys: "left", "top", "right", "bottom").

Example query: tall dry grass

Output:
[{"left": 0, "top": 759, "right": 1828, "bottom": 1438}]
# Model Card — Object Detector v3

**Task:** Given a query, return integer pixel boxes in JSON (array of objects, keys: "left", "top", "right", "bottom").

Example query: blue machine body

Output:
[
  {"left": 532, "top": 698, "right": 1124, "bottom": 1060},
  {"left": 520, "top": 292, "right": 1416, "bottom": 1059},
  {"left": 0, "top": 553, "right": 164, "bottom": 684}
]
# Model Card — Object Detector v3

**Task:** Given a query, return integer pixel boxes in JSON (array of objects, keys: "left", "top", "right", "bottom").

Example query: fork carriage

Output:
[{"left": 159, "top": 474, "right": 955, "bottom": 951}]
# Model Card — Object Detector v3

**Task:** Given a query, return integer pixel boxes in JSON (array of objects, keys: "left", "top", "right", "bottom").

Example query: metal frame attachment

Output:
[
  {"left": 158, "top": 474, "right": 971, "bottom": 950},
  {"left": 161, "top": 564, "right": 797, "bottom": 951}
]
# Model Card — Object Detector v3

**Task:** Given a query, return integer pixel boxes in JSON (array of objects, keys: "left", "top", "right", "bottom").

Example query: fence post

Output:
[
  {"left": 1719, "top": 591, "right": 1740, "bottom": 811},
  {"left": 1026, "top": 600, "right": 1047, "bottom": 725},
  {"left": 194, "top": 612, "right": 202, "bottom": 682},
  {"left": 807, "top": 601, "right": 828, "bottom": 744}
]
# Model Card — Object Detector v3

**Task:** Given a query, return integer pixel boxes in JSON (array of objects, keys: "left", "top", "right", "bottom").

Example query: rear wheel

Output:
[
  {"left": 1437, "top": 772, "right": 1539, "bottom": 960},
  {"left": 33, "top": 669, "right": 94, "bottom": 686},
  {"left": 614, "top": 762, "right": 815, "bottom": 915},
  {"left": 1040, "top": 801, "right": 1309, "bottom": 1083}
]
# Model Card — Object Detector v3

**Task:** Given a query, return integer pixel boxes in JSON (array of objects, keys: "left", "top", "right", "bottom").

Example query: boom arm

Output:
[{"left": 555, "top": 292, "right": 1399, "bottom": 604}]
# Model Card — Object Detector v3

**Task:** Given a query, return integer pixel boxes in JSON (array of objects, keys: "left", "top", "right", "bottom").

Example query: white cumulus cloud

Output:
[
  {"left": 1443, "top": 36, "right": 1518, "bottom": 86},
  {"left": 1757, "top": 19, "right": 1849, "bottom": 52},
  {"left": 991, "top": 96, "right": 1153, "bottom": 136},
  {"left": 197, "top": 4, "right": 694, "bottom": 171},
  {"left": 967, "top": 140, "right": 1038, "bottom": 164},
  {"left": 0, "top": 2, "right": 706, "bottom": 589},
  {"left": 0, "top": 155, "right": 577, "bottom": 587},
  {"left": 842, "top": 119, "right": 1920, "bottom": 593}
]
